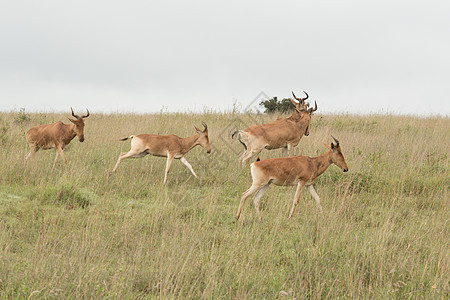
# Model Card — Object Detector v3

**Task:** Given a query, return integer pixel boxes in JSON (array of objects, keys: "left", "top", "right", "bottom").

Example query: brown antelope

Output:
[
  {"left": 110, "top": 122, "right": 211, "bottom": 184},
  {"left": 24, "top": 108, "right": 90, "bottom": 169},
  {"left": 235, "top": 136, "right": 348, "bottom": 221},
  {"left": 232, "top": 91, "right": 317, "bottom": 165}
]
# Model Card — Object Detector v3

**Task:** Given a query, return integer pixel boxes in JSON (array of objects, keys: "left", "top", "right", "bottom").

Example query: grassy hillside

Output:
[{"left": 0, "top": 111, "right": 448, "bottom": 298}]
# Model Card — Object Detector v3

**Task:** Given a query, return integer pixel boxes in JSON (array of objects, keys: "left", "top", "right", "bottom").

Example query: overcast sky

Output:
[{"left": 1, "top": 1, "right": 449, "bottom": 115}]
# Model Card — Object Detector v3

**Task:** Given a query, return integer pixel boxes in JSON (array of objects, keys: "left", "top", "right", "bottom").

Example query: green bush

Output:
[{"left": 259, "top": 97, "right": 297, "bottom": 113}]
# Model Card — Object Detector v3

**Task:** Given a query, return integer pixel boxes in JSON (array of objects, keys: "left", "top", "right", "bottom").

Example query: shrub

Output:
[
  {"left": 14, "top": 108, "right": 31, "bottom": 124},
  {"left": 259, "top": 97, "right": 299, "bottom": 113}
]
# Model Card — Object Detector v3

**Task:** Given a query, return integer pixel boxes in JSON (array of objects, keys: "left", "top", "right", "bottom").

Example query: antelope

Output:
[
  {"left": 110, "top": 122, "right": 211, "bottom": 184},
  {"left": 24, "top": 108, "right": 90, "bottom": 169},
  {"left": 232, "top": 91, "right": 317, "bottom": 165},
  {"left": 235, "top": 136, "right": 348, "bottom": 221}
]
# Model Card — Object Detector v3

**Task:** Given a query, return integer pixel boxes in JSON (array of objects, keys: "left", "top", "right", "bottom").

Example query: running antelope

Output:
[
  {"left": 235, "top": 136, "right": 348, "bottom": 221},
  {"left": 111, "top": 122, "right": 211, "bottom": 184},
  {"left": 24, "top": 108, "right": 90, "bottom": 169},
  {"left": 232, "top": 91, "right": 317, "bottom": 165}
]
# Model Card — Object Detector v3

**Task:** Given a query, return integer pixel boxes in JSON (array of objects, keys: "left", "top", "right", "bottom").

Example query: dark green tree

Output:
[{"left": 259, "top": 97, "right": 295, "bottom": 113}]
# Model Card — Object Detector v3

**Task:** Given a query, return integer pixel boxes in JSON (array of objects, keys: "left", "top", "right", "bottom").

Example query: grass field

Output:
[{"left": 0, "top": 110, "right": 448, "bottom": 299}]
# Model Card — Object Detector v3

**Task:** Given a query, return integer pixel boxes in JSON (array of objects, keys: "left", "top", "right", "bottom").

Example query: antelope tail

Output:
[
  {"left": 232, "top": 130, "right": 248, "bottom": 151},
  {"left": 120, "top": 135, "right": 135, "bottom": 141}
]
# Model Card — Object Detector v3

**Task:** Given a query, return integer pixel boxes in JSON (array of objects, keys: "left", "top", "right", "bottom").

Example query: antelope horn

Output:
[
  {"left": 331, "top": 135, "right": 339, "bottom": 146},
  {"left": 292, "top": 91, "right": 309, "bottom": 101},
  {"left": 201, "top": 121, "right": 207, "bottom": 131},
  {"left": 292, "top": 91, "right": 301, "bottom": 101},
  {"left": 82, "top": 108, "right": 90, "bottom": 118},
  {"left": 302, "top": 91, "right": 309, "bottom": 101},
  {"left": 70, "top": 107, "right": 80, "bottom": 119},
  {"left": 308, "top": 101, "right": 317, "bottom": 113}
]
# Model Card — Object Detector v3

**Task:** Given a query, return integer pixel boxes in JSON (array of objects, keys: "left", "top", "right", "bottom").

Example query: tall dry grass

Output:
[{"left": 0, "top": 110, "right": 448, "bottom": 298}]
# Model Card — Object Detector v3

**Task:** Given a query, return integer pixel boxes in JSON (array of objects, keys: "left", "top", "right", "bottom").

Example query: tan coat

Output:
[
  {"left": 111, "top": 123, "right": 211, "bottom": 184},
  {"left": 236, "top": 137, "right": 348, "bottom": 221},
  {"left": 24, "top": 109, "right": 89, "bottom": 169}
]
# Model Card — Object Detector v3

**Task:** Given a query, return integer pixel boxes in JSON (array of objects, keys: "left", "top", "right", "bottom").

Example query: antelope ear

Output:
[
  {"left": 68, "top": 118, "right": 76, "bottom": 123},
  {"left": 330, "top": 143, "right": 336, "bottom": 152},
  {"left": 323, "top": 142, "right": 331, "bottom": 149},
  {"left": 194, "top": 126, "right": 203, "bottom": 135}
]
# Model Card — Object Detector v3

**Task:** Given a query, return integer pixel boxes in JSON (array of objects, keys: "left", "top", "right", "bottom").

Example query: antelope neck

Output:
[
  {"left": 180, "top": 133, "right": 200, "bottom": 152},
  {"left": 313, "top": 150, "right": 333, "bottom": 177},
  {"left": 67, "top": 123, "right": 78, "bottom": 139},
  {"left": 289, "top": 111, "right": 308, "bottom": 122}
]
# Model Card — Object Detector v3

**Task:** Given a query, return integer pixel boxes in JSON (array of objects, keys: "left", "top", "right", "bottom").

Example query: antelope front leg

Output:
[
  {"left": 288, "top": 181, "right": 305, "bottom": 219},
  {"left": 287, "top": 143, "right": 293, "bottom": 157},
  {"left": 281, "top": 146, "right": 288, "bottom": 157},
  {"left": 180, "top": 157, "right": 198, "bottom": 178},
  {"left": 53, "top": 146, "right": 67, "bottom": 170},
  {"left": 163, "top": 154, "right": 174, "bottom": 184},
  {"left": 306, "top": 185, "right": 324, "bottom": 218},
  {"left": 58, "top": 147, "right": 68, "bottom": 165}
]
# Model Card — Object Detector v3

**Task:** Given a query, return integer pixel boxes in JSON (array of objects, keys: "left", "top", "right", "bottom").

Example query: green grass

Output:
[{"left": 0, "top": 111, "right": 448, "bottom": 298}]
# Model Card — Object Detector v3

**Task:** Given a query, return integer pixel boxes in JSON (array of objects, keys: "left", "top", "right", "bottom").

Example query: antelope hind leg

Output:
[
  {"left": 111, "top": 149, "right": 147, "bottom": 173},
  {"left": 24, "top": 145, "right": 38, "bottom": 164},
  {"left": 253, "top": 184, "right": 270, "bottom": 221}
]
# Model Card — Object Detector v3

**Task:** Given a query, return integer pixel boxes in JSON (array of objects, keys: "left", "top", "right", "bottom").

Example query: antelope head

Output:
[
  {"left": 194, "top": 121, "right": 211, "bottom": 154},
  {"left": 68, "top": 108, "right": 90, "bottom": 142},
  {"left": 303, "top": 100, "right": 318, "bottom": 136},
  {"left": 294, "top": 100, "right": 317, "bottom": 137},
  {"left": 323, "top": 136, "right": 348, "bottom": 172},
  {"left": 290, "top": 91, "right": 309, "bottom": 112}
]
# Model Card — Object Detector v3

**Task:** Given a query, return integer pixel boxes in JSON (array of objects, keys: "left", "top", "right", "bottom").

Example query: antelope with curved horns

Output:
[
  {"left": 291, "top": 90, "right": 309, "bottom": 105},
  {"left": 24, "top": 108, "right": 90, "bottom": 169},
  {"left": 232, "top": 91, "right": 317, "bottom": 165},
  {"left": 110, "top": 122, "right": 211, "bottom": 184},
  {"left": 235, "top": 136, "right": 348, "bottom": 221}
]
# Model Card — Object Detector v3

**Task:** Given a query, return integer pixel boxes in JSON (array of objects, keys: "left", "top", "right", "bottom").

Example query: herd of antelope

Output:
[{"left": 23, "top": 91, "right": 348, "bottom": 220}]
